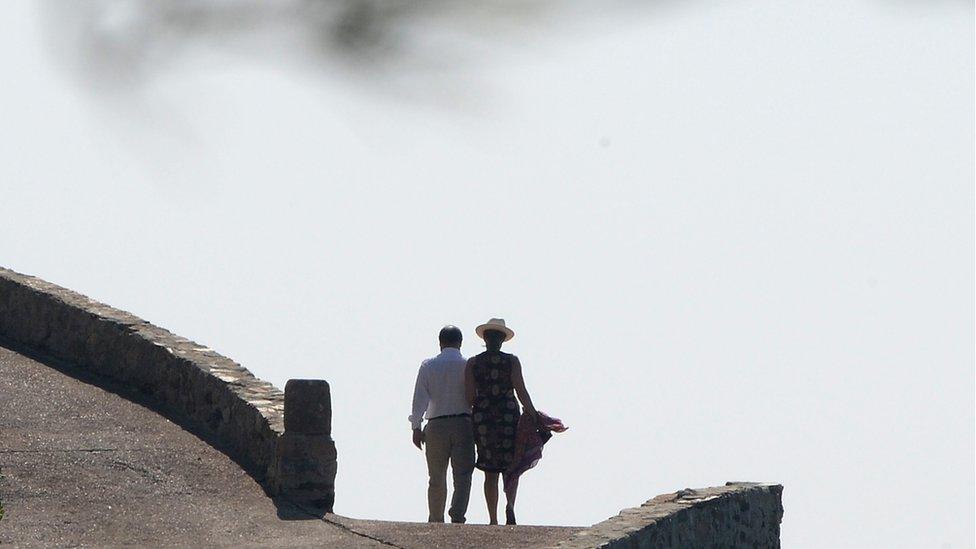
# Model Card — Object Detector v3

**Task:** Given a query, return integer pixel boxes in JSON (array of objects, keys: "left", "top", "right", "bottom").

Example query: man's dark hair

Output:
[{"left": 439, "top": 325, "right": 463, "bottom": 347}]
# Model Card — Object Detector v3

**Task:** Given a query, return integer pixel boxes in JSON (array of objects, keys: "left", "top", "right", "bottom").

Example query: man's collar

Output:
[{"left": 440, "top": 347, "right": 462, "bottom": 355}]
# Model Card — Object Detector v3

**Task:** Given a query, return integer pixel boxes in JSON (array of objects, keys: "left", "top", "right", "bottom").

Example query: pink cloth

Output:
[{"left": 503, "top": 411, "right": 567, "bottom": 501}]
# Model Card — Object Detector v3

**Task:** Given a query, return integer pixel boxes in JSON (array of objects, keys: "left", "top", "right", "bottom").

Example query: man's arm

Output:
[{"left": 409, "top": 362, "right": 429, "bottom": 450}]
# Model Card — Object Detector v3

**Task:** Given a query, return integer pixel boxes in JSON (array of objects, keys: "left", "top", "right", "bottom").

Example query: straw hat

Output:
[{"left": 475, "top": 318, "right": 515, "bottom": 341}]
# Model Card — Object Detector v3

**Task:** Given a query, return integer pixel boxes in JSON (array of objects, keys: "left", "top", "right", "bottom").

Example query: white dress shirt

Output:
[{"left": 409, "top": 347, "right": 471, "bottom": 429}]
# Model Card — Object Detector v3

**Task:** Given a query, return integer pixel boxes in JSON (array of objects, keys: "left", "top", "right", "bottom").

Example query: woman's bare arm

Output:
[
  {"left": 511, "top": 356, "right": 538, "bottom": 422},
  {"left": 464, "top": 358, "right": 476, "bottom": 406}
]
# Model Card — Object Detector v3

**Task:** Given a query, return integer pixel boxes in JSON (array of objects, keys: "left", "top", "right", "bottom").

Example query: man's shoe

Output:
[{"left": 505, "top": 508, "right": 516, "bottom": 526}]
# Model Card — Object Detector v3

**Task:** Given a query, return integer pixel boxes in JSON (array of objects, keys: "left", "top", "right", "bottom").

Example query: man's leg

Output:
[
  {"left": 424, "top": 421, "right": 450, "bottom": 523},
  {"left": 448, "top": 417, "right": 475, "bottom": 524}
]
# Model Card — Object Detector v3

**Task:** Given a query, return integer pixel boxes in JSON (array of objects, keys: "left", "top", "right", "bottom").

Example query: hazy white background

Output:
[{"left": 1, "top": 1, "right": 973, "bottom": 547}]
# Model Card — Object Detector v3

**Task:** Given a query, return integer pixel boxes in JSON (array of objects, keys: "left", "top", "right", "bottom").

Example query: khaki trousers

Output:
[{"left": 423, "top": 416, "right": 475, "bottom": 523}]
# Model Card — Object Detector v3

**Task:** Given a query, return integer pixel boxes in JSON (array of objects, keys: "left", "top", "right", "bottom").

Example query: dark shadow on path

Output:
[{"left": 274, "top": 497, "right": 328, "bottom": 520}]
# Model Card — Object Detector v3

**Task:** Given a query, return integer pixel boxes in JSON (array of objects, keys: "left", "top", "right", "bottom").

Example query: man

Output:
[{"left": 409, "top": 325, "right": 475, "bottom": 523}]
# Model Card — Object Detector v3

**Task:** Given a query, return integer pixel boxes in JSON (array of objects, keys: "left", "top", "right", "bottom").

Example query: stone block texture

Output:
[
  {"left": 272, "top": 432, "right": 338, "bottom": 511},
  {"left": 559, "top": 483, "right": 783, "bottom": 549},
  {"left": 283, "top": 379, "right": 332, "bottom": 435}
]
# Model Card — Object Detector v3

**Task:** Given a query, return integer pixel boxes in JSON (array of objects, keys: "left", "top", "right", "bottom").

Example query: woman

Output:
[{"left": 465, "top": 318, "right": 538, "bottom": 525}]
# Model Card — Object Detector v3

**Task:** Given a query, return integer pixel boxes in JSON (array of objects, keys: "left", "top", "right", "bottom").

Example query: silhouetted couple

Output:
[{"left": 409, "top": 319, "right": 562, "bottom": 526}]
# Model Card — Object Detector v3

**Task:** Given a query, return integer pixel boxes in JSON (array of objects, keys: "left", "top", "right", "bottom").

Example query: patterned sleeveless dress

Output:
[{"left": 471, "top": 350, "right": 521, "bottom": 473}]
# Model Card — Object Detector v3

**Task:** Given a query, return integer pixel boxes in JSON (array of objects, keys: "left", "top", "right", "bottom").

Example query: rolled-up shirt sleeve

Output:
[{"left": 408, "top": 362, "right": 429, "bottom": 430}]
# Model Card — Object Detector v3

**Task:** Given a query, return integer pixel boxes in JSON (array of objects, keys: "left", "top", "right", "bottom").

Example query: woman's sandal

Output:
[{"left": 505, "top": 508, "right": 517, "bottom": 526}]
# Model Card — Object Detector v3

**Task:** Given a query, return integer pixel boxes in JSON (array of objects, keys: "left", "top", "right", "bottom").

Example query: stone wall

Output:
[
  {"left": 558, "top": 483, "right": 783, "bottom": 549},
  {"left": 0, "top": 266, "right": 284, "bottom": 483}
]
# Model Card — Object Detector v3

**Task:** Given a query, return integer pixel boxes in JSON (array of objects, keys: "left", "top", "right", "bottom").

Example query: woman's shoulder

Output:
[
  {"left": 473, "top": 350, "right": 516, "bottom": 362},
  {"left": 499, "top": 351, "right": 519, "bottom": 364}
]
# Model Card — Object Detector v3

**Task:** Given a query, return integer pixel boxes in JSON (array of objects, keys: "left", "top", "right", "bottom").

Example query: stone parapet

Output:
[
  {"left": 559, "top": 482, "right": 783, "bottom": 549},
  {"left": 0, "top": 267, "right": 291, "bottom": 488}
]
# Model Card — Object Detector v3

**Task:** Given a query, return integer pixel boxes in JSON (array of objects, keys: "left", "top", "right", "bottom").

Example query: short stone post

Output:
[{"left": 273, "top": 379, "right": 337, "bottom": 512}]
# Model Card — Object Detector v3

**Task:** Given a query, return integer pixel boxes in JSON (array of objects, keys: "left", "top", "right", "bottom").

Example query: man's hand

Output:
[{"left": 412, "top": 428, "right": 425, "bottom": 450}]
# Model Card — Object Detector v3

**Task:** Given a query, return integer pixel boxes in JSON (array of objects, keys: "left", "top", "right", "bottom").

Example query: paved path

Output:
[{"left": 0, "top": 344, "right": 582, "bottom": 547}]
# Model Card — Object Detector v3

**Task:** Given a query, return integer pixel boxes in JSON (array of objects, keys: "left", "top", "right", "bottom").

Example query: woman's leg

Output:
[
  {"left": 505, "top": 476, "right": 519, "bottom": 510},
  {"left": 505, "top": 477, "right": 519, "bottom": 525},
  {"left": 484, "top": 472, "right": 499, "bottom": 525}
]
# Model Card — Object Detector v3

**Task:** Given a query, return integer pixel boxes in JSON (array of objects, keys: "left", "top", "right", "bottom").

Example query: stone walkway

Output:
[{"left": 0, "top": 344, "right": 581, "bottom": 547}]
